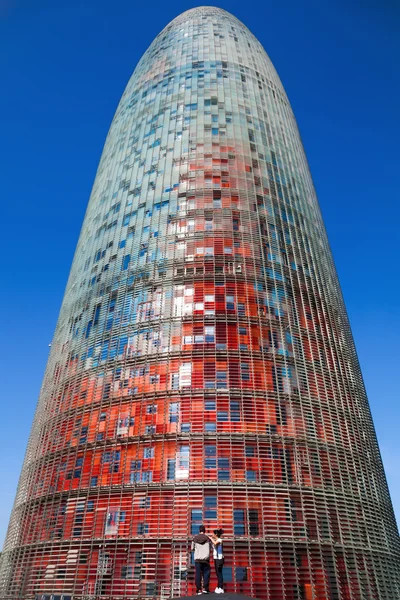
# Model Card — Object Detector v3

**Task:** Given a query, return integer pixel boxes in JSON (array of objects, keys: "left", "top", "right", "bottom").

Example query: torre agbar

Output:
[{"left": 2, "top": 6, "right": 400, "bottom": 600}]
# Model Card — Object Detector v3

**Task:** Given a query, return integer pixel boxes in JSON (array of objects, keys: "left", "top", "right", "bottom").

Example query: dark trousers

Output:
[
  {"left": 214, "top": 558, "right": 224, "bottom": 589},
  {"left": 195, "top": 561, "right": 210, "bottom": 592}
]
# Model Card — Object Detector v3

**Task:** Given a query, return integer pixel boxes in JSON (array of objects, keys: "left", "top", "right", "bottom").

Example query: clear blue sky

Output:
[{"left": 0, "top": 0, "right": 399, "bottom": 547}]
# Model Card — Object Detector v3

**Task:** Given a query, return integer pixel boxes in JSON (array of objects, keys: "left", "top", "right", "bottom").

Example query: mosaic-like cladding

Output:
[{"left": 1, "top": 7, "right": 399, "bottom": 600}]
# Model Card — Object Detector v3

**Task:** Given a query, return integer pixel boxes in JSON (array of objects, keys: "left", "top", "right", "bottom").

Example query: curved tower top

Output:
[{"left": 1, "top": 6, "right": 399, "bottom": 600}]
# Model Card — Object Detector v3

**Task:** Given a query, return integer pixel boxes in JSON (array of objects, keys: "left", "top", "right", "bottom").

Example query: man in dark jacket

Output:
[{"left": 191, "top": 525, "right": 212, "bottom": 594}]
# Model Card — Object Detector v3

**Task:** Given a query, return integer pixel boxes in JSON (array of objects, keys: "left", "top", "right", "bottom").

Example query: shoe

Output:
[
  {"left": 215, "top": 588, "right": 222, "bottom": 594},
  {"left": 202, "top": 591, "right": 209, "bottom": 594},
  {"left": 197, "top": 592, "right": 202, "bottom": 595}
]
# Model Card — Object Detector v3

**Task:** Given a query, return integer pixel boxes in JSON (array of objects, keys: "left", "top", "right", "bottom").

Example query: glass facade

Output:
[{"left": 1, "top": 6, "right": 399, "bottom": 600}]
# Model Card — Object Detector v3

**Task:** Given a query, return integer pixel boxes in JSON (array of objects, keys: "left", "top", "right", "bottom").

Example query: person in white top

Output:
[{"left": 210, "top": 528, "right": 224, "bottom": 594}]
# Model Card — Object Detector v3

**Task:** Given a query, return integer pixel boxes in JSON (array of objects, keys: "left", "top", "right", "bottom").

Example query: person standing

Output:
[
  {"left": 211, "top": 528, "right": 224, "bottom": 593},
  {"left": 191, "top": 525, "right": 212, "bottom": 594}
]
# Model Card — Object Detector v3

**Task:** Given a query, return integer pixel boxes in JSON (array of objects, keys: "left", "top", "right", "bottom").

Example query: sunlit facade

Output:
[{"left": 1, "top": 6, "right": 400, "bottom": 600}]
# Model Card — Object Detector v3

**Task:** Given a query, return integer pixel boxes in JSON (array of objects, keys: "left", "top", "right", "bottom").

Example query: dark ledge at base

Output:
[{"left": 173, "top": 594, "right": 261, "bottom": 600}]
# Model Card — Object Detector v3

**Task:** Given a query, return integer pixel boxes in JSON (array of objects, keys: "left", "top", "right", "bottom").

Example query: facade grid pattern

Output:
[{"left": 1, "top": 7, "right": 400, "bottom": 600}]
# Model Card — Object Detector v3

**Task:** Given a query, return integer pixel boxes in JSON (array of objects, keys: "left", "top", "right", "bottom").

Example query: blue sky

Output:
[{"left": 0, "top": 0, "right": 399, "bottom": 546}]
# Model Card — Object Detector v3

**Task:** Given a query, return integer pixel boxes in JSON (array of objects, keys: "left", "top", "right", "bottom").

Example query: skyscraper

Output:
[{"left": 1, "top": 5, "right": 399, "bottom": 599}]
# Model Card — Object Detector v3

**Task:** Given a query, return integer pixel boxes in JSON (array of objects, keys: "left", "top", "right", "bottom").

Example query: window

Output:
[
  {"left": 205, "top": 401, "right": 216, "bottom": 410},
  {"left": 146, "top": 404, "right": 157, "bottom": 414},
  {"left": 75, "top": 516, "right": 84, "bottom": 528},
  {"left": 137, "top": 523, "right": 149, "bottom": 534},
  {"left": 222, "top": 567, "right": 233, "bottom": 582},
  {"left": 169, "top": 402, "right": 180, "bottom": 423},
  {"left": 139, "top": 497, "right": 151, "bottom": 509},
  {"left": 217, "top": 411, "right": 228, "bottom": 422},
  {"left": 130, "top": 471, "right": 140, "bottom": 483},
  {"left": 167, "top": 459, "right": 176, "bottom": 480},
  {"left": 174, "top": 565, "right": 188, "bottom": 581},
  {"left": 273, "top": 366, "right": 283, "bottom": 392},
  {"left": 276, "top": 403, "right": 287, "bottom": 426},
  {"left": 266, "top": 423, "right": 278, "bottom": 435},
  {"left": 135, "top": 551, "right": 146, "bottom": 565},
  {"left": 191, "top": 508, "right": 203, "bottom": 534},
  {"left": 269, "top": 330, "right": 279, "bottom": 349},
  {"left": 105, "top": 510, "right": 124, "bottom": 534},
  {"left": 122, "top": 254, "right": 131, "bottom": 271},
  {"left": 205, "top": 507, "right": 217, "bottom": 519},
  {"left": 205, "top": 326, "right": 215, "bottom": 342},
  {"left": 205, "top": 496, "right": 217, "bottom": 507},
  {"left": 145, "top": 425, "right": 156, "bottom": 435},
  {"left": 143, "top": 447, "right": 154, "bottom": 459},
  {"left": 205, "top": 458, "right": 216, "bottom": 469},
  {"left": 181, "top": 423, "right": 191, "bottom": 432},
  {"left": 146, "top": 583, "right": 157, "bottom": 596},
  {"left": 241, "top": 363, "right": 250, "bottom": 381},
  {"left": 103, "top": 451, "right": 120, "bottom": 463},
  {"left": 311, "top": 451, "right": 321, "bottom": 476},
  {"left": 249, "top": 510, "right": 259, "bottom": 535},
  {"left": 103, "top": 450, "right": 121, "bottom": 473},
  {"left": 285, "top": 499, "right": 297, "bottom": 522},
  {"left": 141, "top": 471, "right": 153, "bottom": 483},
  {"left": 121, "top": 565, "right": 133, "bottom": 579},
  {"left": 216, "top": 371, "right": 227, "bottom": 388},
  {"left": 245, "top": 446, "right": 255, "bottom": 457},
  {"left": 236, "top": 567, "right": 248, "bottom": 581},
  {"left": 246, "top": 470, "right": 257, "bottom": 481},
  {"left": 234, "top": 509, "right": 245, "bottom": 535},
  {"left": 90, "top": 476, "right": 98, "bottom": 487},
  {"left": 205, "top": 422, "right": 216, "bottom": 432},
  {"left": 226, "top": 295, "right": 235, "bottom": 310}
]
